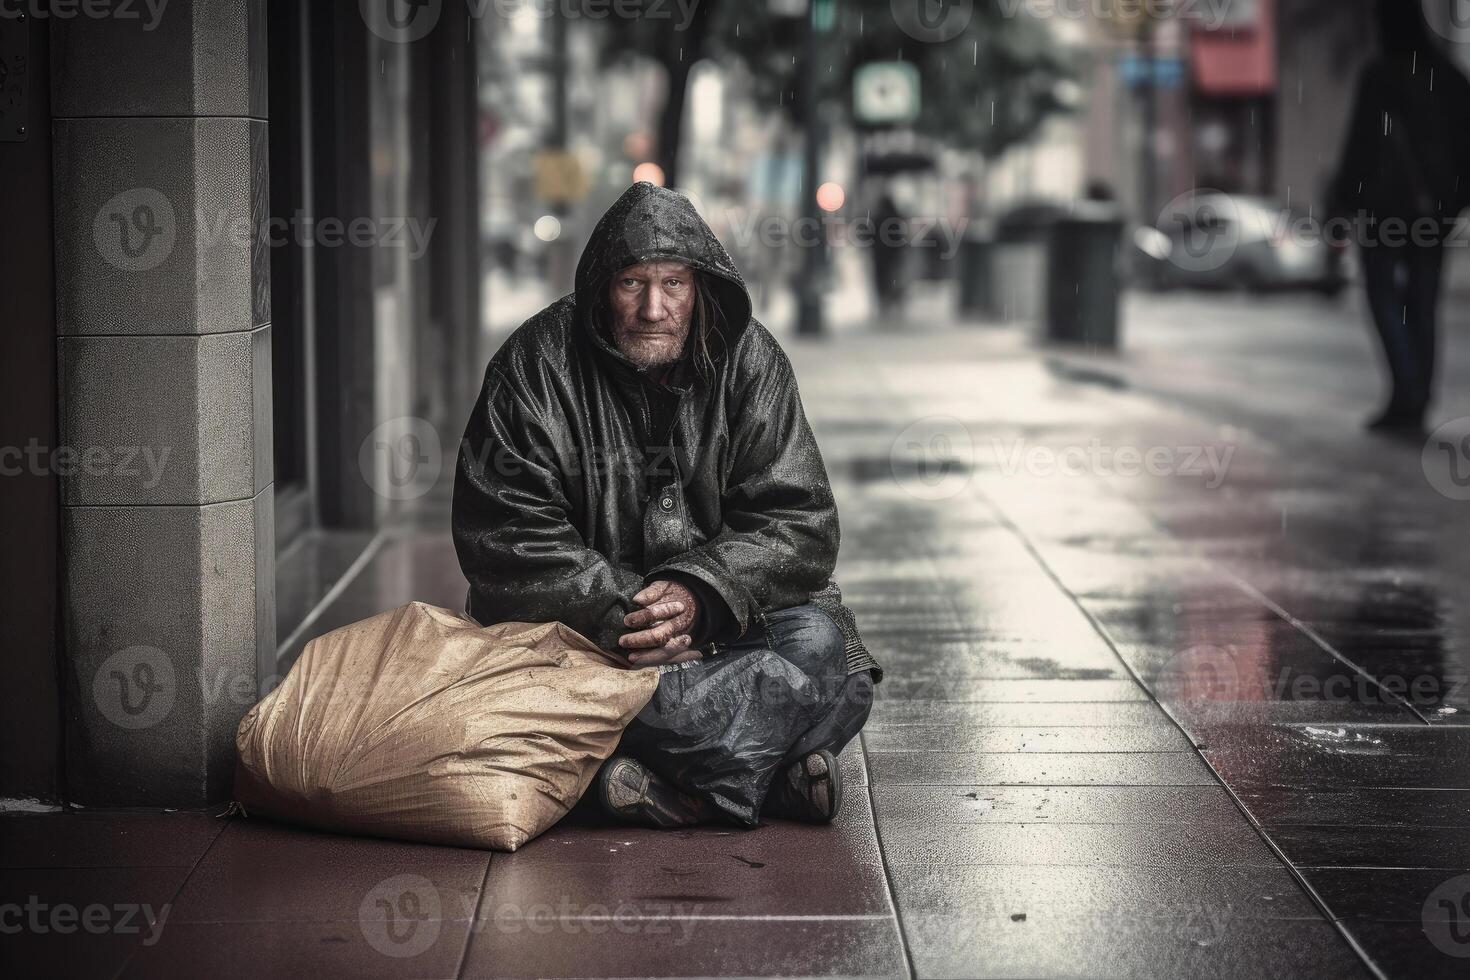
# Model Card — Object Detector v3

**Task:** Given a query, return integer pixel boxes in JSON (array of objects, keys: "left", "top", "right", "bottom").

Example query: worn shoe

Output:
[
  {"left": 763, "top": 749, "right": 842, "bottom": 824},
  {"left": 596, "top": 755, "right": 707, "bottom": 828},
  {"left": 1365, "top": 407, "right": 1427, "bottom": 437}
]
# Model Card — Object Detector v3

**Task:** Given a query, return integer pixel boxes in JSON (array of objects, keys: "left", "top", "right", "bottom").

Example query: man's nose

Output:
[{"left": 640, "top": 285, "right": 668, "bottom": 322}]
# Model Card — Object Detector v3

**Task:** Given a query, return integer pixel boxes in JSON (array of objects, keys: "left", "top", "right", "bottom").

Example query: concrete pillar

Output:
[
  {"left": 0, "top": 14, "right": 63, "bottom": 805},
  {"left": 51, "top": 0, "right": 272, "bottom": 806},
  {"left": 427, "top": 9, "right": 484, "bottom": 427}
]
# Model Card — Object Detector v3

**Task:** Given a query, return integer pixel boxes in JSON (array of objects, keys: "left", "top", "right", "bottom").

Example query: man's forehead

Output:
[{"left": 615, "top": 260, "right": 693, "bottom": 279}]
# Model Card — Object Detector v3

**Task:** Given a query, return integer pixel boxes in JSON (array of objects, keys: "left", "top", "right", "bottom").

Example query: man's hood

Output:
[{"left": 574, "top": 181, "right": 753, "bottom": 354}]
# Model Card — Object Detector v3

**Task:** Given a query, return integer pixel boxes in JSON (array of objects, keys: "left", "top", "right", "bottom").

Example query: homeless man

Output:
[{"left": 452, "top": 181, "right": 881, "bottom": 829}]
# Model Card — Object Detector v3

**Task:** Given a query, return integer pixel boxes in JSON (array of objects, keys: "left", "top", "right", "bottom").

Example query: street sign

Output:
[
  {"left": 812, "top": 0, "right": 835, "bottom": 32},
  {"left": 1119, "top": 55, "right": 1186, "bottom": 90},
  {"left": 853, "top": 61, "right": 920, "bottom": 126}
]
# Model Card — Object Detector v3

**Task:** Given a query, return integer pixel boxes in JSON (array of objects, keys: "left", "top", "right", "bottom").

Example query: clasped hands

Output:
[{"left": 618, "top": 579, "right": 704, "bottom": 667}]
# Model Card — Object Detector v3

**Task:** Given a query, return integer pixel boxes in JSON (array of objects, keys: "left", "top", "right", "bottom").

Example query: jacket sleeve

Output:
[
  {"left": 452, "top": 365, "right": 643, "bottom": 652},
  {"left": 648, "top": 343, "right": 838, "bottom": 637}
]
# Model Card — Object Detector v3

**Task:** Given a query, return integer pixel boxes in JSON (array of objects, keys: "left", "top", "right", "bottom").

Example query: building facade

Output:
[{"left": 0, "top": 0, "right": 481, "bottom": 807}]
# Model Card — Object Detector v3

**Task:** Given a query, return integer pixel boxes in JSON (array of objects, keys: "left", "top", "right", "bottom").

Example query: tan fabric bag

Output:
[{"left": 234, "top": 601, "right": 658, "bottom": 851}]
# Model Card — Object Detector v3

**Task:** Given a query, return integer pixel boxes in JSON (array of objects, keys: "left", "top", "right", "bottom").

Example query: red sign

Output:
[{"left": 1191, "top": 0, "right": 1277, "bottom": 96}]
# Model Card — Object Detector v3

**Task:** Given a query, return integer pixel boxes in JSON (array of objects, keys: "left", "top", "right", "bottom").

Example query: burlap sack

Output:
[{"left": 234, "top": 601, "right": 658, "bottom": 851}]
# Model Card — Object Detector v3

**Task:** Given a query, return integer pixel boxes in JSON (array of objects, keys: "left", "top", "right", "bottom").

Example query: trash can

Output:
[
  {"left": 1044, "top": 209, "right": 1123, "bottom": 348},
  {"left": 956, "top": 234, "right": 996, "bottom": 320},
  {"left": 993, "top": 206, "right": 1058, "bottom": 324}
]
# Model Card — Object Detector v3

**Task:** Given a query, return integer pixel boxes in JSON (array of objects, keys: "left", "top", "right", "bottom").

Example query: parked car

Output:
[{"left": 1134, "top": 192, "right": 1348, "bottom": 296}]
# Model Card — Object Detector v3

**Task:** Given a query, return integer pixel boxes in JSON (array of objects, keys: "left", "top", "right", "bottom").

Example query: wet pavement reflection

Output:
[{"left": 800, "top": 318, "right": 1470, "bottom": 978}]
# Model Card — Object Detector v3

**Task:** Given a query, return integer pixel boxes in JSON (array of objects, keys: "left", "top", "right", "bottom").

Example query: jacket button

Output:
[{"left": 659, "top": 495, "right": 675, "bottom": 512}]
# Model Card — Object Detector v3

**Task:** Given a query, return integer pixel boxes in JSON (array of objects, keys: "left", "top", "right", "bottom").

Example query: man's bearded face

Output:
[{"left": 607, "top": 261, "right": 697, "bottom": 371}]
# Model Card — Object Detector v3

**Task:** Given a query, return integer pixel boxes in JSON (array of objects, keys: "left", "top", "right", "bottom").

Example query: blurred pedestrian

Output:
[
  {"left": 1329, "top": 0, "right": 1470, "bottom": 434},
  {"left": 869, "top": 189, "right": 909, "bottom": 323},
  {"left": 1084, "top": 179, "right": 1116, "bottom": 204}
]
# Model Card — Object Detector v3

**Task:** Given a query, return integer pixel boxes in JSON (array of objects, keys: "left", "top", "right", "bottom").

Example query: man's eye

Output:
[
  {"left": 622, "top": 279, "right": 640, "bottom": 288},
  {"left": 665, "top": 279, "right": 683, "bottom": 289}
]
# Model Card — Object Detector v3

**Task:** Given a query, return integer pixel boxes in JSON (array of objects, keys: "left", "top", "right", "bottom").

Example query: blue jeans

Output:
[{"left": 618, "top": 605, "right": 874, "bottom": 826}]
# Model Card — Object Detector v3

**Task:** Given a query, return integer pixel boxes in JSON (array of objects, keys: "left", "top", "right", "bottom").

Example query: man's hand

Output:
[{"left": 620, "top": 580, "right": 702, "bottom": 666}]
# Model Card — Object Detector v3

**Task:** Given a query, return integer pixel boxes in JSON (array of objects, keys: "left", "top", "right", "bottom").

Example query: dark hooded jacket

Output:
[{"left": 453, "top": 182, "right": 878, "bottom": 678}]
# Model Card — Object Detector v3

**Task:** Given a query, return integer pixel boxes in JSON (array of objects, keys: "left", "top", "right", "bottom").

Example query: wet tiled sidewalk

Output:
[
  {"left": 9, "top": 315, "right": 1470, "bottom": 977},
  {"left": 812, "top": 320, "right": 1469, "bottom": 979}
]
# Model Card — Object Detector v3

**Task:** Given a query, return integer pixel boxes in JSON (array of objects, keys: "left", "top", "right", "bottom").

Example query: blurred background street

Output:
[{"left": 6, "top": 0, "right": 1470, "bottom": 977}]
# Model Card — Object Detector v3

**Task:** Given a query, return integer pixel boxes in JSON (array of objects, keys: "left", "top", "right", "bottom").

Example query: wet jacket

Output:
[
  {"left": 453, "top": 182, "right": 878, "bottom": 678},
  {"left": 1331, "top": 48, "right": 1470, "bottom": 223}
]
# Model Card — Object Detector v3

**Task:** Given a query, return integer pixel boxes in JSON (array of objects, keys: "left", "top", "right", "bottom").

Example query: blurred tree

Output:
[
  {"left": 599, "top": 0, "right": 1076, "bottom": 186},
  {"left": 593, "top": 0, "right": 715, "bottom": 188}
]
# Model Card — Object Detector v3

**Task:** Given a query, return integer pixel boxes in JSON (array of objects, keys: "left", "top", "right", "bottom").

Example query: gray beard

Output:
[
  {"left": 621, "top": 344, "right": 684, "bottom": 372},
  {"left": 613, "top": 322, "right": 690, "bottom": 372}
]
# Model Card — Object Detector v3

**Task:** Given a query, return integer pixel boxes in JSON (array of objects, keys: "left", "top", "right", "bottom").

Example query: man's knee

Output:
[
  {"left": 769, "top": 605, "right": 847, "bottom": 679},
  {"left": 784, "top": 670, "right": 874, "bottom": 762}
]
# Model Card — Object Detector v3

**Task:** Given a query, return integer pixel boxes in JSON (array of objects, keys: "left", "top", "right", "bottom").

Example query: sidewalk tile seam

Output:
[
  {"left": 1293, "top": 864, "right": 1470, "bottom": 872},
  {"left": 968, "top": 483, "right": 1386, "bottom": 980},
  {"left": 452, "top": 856, "right": 492, "bottom": 980},
  {"left": 1215, "top": 567, "right": 1434, "bottom": 726},
  {"left": 872, "top": 785, "right": 1218, "bottom": 791},
  {"left": 857, "top": 730, "right": 919, "bottom": 980},
  {"left": 862, "top": 750, "right": 1205, "bottom": 755},
  {"left": 108, "top": 814, "right": 232, "bottom": 980}
]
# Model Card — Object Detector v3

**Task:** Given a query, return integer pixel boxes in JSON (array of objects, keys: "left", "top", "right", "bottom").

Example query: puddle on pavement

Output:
[
  {"left": 1010, "top": 657, "right": 1117, "bottom": 681},
  {"left": 1295, "top": 726, "right": 1390, "bottom": 755}
]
